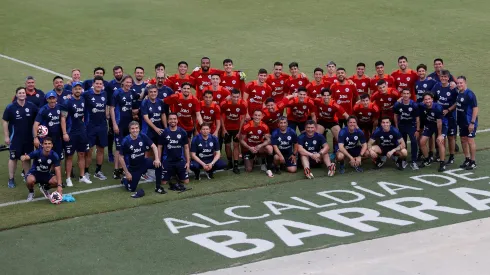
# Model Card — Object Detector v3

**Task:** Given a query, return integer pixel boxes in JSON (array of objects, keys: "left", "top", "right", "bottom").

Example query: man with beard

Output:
[
  {"left": 414, "top": 64, "right": 437, "bottom": 103},
  {"left": 391, "top": 56, "right": 418, "bottom": 100},
  {"left": 83, "top": 67, "right": 109, "bottom": 92},
  {"left": 23, "top": 76, "right": 45, "bottom": 107},
  {"left": 166, "top": 61, "right": 196, "bottom": 92},
  {"left": 285, "top": 62, "right": 309, "bottom": 94},
  {"left": 330, "top": 68, "right": 358, "bottom": 127},
  {"left": 82, "top": 76, "right": 109, "bottom": 181},
  {"left": 243, "top": 69, "right": 272, "bottom": 119},
  {"left": 262, "top": 96, "right": 293, "bottom": 131},
  {"left": 132, "top": 66, "right": 147, "bottom": 123},
  {"left": 266, "top": 62, "right": 289, "bottom": 102},
  {"left": 221, "top": 59, "right": 247, "bottom": 94},
  {"left": 50, "top": 76, "right": 71, "bottom": 105},
  {"left": 220, "top": 89, "right": 247, "bottom": 173},
  {"left": 298, "top": 120, "right": 335, "bottom": 179},
  {"left": 271, "top": 117, "right": 298, "bottom": 174},
  {"left": 191, "top": 57, "right": 225, "bottom": 97},
  {"left": 155, "top": 72, "right": 174, "bottom": 116},
  {"left": 428, "top": 58, "right": 456, "bottom": 84},
  {"left": 145, "top": 63, "right": 168, "bottom": 85},
  {"left": 164, "top": 82, "right": 202, "bottom": 143},
  {"left": 349, "top": 62, "right": 371, "bottom": 96},
  {"left": 370, "top": 61, "right": 395, "bottom": 92},
  {"left": 314, "top": 88, "right": 349, "bottom": 143},
  {"left": 306, "top": 67, "right": 331, "bottom": 99},
  {"left": 106, "top": 65, "right": 124, "bottom": 162},
  {"left": 60, "top": 82, "right": 91, "bottom": 185},
  {"left": 3, "top": 87, "right": 39, "bottom": 188}
]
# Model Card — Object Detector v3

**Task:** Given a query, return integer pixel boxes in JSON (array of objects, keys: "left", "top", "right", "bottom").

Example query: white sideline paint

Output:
[
  {"left": 0, "top": 54, "right": 72, "bottom": 79},
  {"left": 199, "top": 217, "right": 490, "bottom": 275}
]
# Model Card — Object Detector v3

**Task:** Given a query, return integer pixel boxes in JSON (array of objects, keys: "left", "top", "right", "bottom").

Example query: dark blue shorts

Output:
[
  {"left": 347, "top": 147, "right": 362, "bottom": 158},
  {"left": 122, "top": 158, "right": 162, "bottom": 192},
  {"left": 190, "top": 159, "right": 227, "bottom": 171},
  {"left": 64, "top": 132, "right": 89, "bottom": 156},
  {"left": 446, "top": 117, "right": 457, "bottom": 137},
  {"left": 288, "top": 121, "right": 305, "bottom": 133},
  {"left": 162, "top": 159, "right": 189, "bottom": 181},
  {"left": 459, "top": 124, "right": 477, "bottom": 138},
  {"left": 26, "top": 170, "right": 54, "bottom": 185},
  {"left": 380, "top": 146, "right": 396, "bottom": 156},
  {"left": 87, "top": 126, "right": 108, "bottom": 148},
  {"left": 422, "top": 124, "right": 448, "bottom": 137},
  {"left": 280, "top": 150, "right": 297, "bottom": 167},
  {"left": 9, "top": 141, "right": 34, "bottom": 160}
]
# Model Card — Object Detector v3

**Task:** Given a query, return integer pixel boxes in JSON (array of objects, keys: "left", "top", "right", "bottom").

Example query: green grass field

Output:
[{"left": 1, "top": 0, "right": 490, "bottom": 273}]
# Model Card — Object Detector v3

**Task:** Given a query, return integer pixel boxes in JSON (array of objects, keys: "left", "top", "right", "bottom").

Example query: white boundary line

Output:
[{"left": 0, "top": 53, "right": 72, "bottom": 80}]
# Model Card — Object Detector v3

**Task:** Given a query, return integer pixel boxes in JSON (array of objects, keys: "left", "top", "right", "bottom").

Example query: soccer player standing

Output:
[
  {"left": 414, "top": 64, "right": 437, "bottom": 103},
  {"left": 285, "top": 62, "right": 309, "bottom": 94},
  {"left": 158, "top": 113, "right": 190, "bottom": 192},
  {"left": 370, "top": 61, "right": 395, "bottom": 93},
  {"left": 21, "top": 137, "right": 63, "bottom": 201},
  {"left": 23, "top": 76, "right": 45, "bottom": 107},
  {"left": 298, "top": 120, "right": 335, "bottom": 179},
  {"left": 323, "top": 61, "right": 338, "bottom": 84},
  {"left": 202, "top": 74, "right": 231, "bottom": 104},
  {"left": 141, "top": 85, "right": 167, "bottom": 145},
  {"left": 221, "top": 59, "right": 247, "bottom": 93},
  {"left": 50, "top": 76, "right": 71, "bottom": 105},
  {"left": 266, "top": 62, "right": 289, "bottom": 102},
  {"left": 306, "top": 67, "right": 332, "bottom": 99},
  {"left": 164, "top": 82, "right": 203, "bottom": 142},
  {"left": 106, "top": 65, "right": 125, "bottom": 162},
  {"left": 367, "top": 117, "right": 408, "bottom": 170},
  {"left": 83, "top": 67, "right": 109, "bottom": 92},
  {"left": 330, "top": 68, "right": 358, "bottom": 127},
  {"left": 166, "top": 61, "right": 196, "bottom": 92},
  {"left": 82, "top": 76, "right": 109, "bottom": 181},
  {"left": 418, "top": 92, "right": 447, "bottom": 172},
  {"left": 119, "top": 121, "right": 163, "bottom": 197},
  {"left": 132, "top": 66, "right": 148, "bottom": 121},
  {"left": 337, "top": 116, "right": 368, "bottom": 174},
  {"left": 33, "top": 91, "right": 63, "bottom": 159},
  {"left": 64, "top": 69, "right": 82, "bottom": 92},
  {"left": 220, "top": 89, "right": 247, "bottom": 173},
  {"left": 349, "top": 62, "right": 371, "bottom": 96},
  {"left": 393, "top": 89, "right": 420, "bottom": 170},
  {"left": 60, "top": 82, "right": 91, "bottom": 185},
  {"left": 191, "top": 57, "right": 225, "bottom": 97},
  {"left": 190, "top": 123, "right": 227, "bottom": 180},
  {"left": 3, "top": 87, "right": 39, "bottom": 188},
  {"left": 391, "top": 56, "right": 418, "bottom": 99},
  {"left": 243, "top": 69, "right": 273, "bottom": 119},
  {"left": 428, "top": 58, "right": 456, "bottom": 83},
  {"left": 271, "top": 117, "right": 298, "bottom": 174},
  {"left": 456, "top": 76, "right": 478, "bottom": 169},
  {"left": 200, "top": 91, "right": 221, "bottom": 137},
  {"left": 240, "top": 109, "right": 274, "bottom": 177}
]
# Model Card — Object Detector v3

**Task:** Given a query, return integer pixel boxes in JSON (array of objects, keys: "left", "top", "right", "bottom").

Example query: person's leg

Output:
[{"left": 190, "top": 160, "right": 202, "bottom": 180}]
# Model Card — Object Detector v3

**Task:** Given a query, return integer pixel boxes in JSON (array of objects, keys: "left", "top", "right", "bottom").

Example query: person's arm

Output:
[
  {"left": 144, "top": 115, "right": 162, "bottom": 135},
  {"left": 195, "top": 111, "right": 203, "bottom": 126},
  {"left": 191, "top": 152, "right": 207, "bottom": 167},
  {"left": 338, "top": 143, "right": 353, "bottom": 160},
  {"left": 184, "top": 144, "right": 191, "bottom": 169},
  {"left": 272, "top": 145, "right": 284, "bottom": 159},
  {"left": 297, "top": 144, "right": 312, "bottom": 157},
  {"left": 110, "top": 106, "right": 119, "bottom": 134},
  {"left": 320, "top": 143, "right": 329, "bottom": 155},
  {"left": 240, "top": 133, "right": 252, "bottom": 151},
  {"left": 220, "top": 112, "right": 227, "bottom": 135},
  {"left": 60, "top": 111, "right": 69, "bottom": 142},
  {"left": 150, "top": 143, "right": 161, "bottom": 167},
  {"left": 214, "top": 119, "right": 221, "bottom": 137},
  {"left": 2, "top": 120, "right": 10, "bottom": 145},
  {"left": 367, "top": 138, "right": 376, "bottom": 150},
  {"left": 393, "top": 113, "right": 399, "bottom": 129},
  {"left": 437, "top": 118, "right": 442, "bottom": 137},
  {"left": 257, "top": 134, "right": 271, "bottom": 150},
  {"left": 360, "top": 142, "right": 368, "bottom": 156},
  {"left": 210, "top": 149, "right": 221, "bottom": 166},
  {"left": 119, "top": 154, "right": 131, "bottom": 180},
  {"left": 54, "top": 166, "right": 63, "bottom": 194},
  {"left": 158, "top": 144, "right": 163, "bottom": 163},
  {"left": 310, "top": 111, "right": 317, "bottom": 124}
]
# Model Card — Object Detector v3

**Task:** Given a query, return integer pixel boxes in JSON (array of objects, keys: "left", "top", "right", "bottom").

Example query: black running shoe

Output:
[
  {"left": 460, "top": 159, "right": 470, "bottom": 169},
  {"left": 465, "top": 161, "right": 477, "bottom": 170},
  {"left": 155, "top": 186, "right": 167, "bottom": 194},
  {"left": 232, "top": 166, "right": 240, "bottom": 174},
  {"left": 438, "top": 161, "right": 446, "bottom": 172}
]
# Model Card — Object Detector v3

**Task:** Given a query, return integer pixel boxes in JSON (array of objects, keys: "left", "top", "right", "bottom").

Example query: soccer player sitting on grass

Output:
[
  {"left": 298, "top": 120, "right": 335, "bottom": 179},
  {"left": 271, "top": 117, "right": 298, "bottom": 174},
  {"left": 240, "top": 109, "right": 274, "bottom": 177},
  {"left": 368, "top": 117, "right": 408, "bottom": 170},
  {"left": 119, "top": 121, "right": 162, "bottom": 198},
  {"left": 21, "top": 137, "right": 62, "bottom": 202},
  {"left": 336, "top": 116, "right": 368, "bottom": 174},
  {"left": 190, "top": 123, "right": 227, "bottom": 180}
]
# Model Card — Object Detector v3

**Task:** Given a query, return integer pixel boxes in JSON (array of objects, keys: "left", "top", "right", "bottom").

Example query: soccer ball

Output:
[
  {"left": 38, "top": 125, "right": 49, "bottom": 138},
  {"left": 50, "top": 191, "right": 62, "bottom": 204}
]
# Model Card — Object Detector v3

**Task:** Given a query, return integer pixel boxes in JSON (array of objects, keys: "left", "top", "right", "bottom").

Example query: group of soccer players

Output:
[{"left": 2, "top": 56, "right": 479, "bottom": 200}]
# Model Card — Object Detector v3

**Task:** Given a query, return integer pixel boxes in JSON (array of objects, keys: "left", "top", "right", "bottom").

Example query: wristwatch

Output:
[{"left": 470, "top": 121, "right": 475, "bottom": 124}]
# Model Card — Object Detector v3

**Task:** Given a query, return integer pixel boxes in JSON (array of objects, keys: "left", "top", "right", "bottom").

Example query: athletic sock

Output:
[
  {"left": 28, "top": 188, "right": 34, "bottom": 193},
  {"left": 95, "top": 164, "right": 102, "bottom": 173},
  {"left": 85, "top": 167, "right": 89, "bottom": 174},
  {"left": 233, "top": 160, "right": 239, "bottom": 167},
  {"left": 266, "top": 154, "right": 274, "bottom": 170}
]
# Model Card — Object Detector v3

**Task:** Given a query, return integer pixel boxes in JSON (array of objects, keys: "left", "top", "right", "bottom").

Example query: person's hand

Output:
[
  {"left": 279, "top": 155, "right": 285, "bottom": 164},
  {"left": 437, "top": 135, "right": 445, "bottom": 145},
  {"left": 250, "top": 146, "right": 258, "bottom": 154},
  {"left": 153, "top": 159, "right": 161, "bottom": 168},
  {"left": 193, "top": 66, "right": 200, "bottom": 72},
  {"left": 449, "top": 81, "right": 456, "bottom": 90},
  {"left": 204, "top": 164, "right": 212, "bottom": 171},
  {"left": 469, "top": 124, "right": 475, "bottom": 133},
  {"left": 442, "top": 109, "right": 448, "bottom": 116},
  {"left": 222, "top": 130, "right": 228, "bottom": 138},
  {"left": 414, "top": 130, "right": 420, "bottom": 139},
  {"left": 113, "top": 125, "right": 120, "bottom": 135},
  {"left": 20, "top": 154, "right": 28, "bottom": 162},
  {"left": 33, "top": 137, "right": 40, "bottom": 148},
  {"left": 386, "top": 150, "right": 394, "bottom": 159},
  {"left": 125, "top": 171, "right": 132, "bottom": 182},
  {"left": 156, "top": 128, "right": 164, "bottom": 135},
  {"left": 63, "top": 133, "right": 70, "bottom": 142},
  {"left": 4, "top": 137, "right": 10, "bottom": 146},
  {"left": 289, "top": 154, "right": 296, "bottom": 165},
  {"left": 312, "top": 153, "right": 321, "bottom": 162},
  {"left": 57, "top": 186, "right": 63, "bottom": 194},
  {"left": 349, "top": 158, "right": 358, "bottom": 167},
  {"left": 213, "top": 131, "right": 219, "bottom": 137},
  {"left": 245, "top": 113, "right": 251, "bottom": 122},
  {"left": 239, "top": 72, "right": 247, "bottom": 81}
]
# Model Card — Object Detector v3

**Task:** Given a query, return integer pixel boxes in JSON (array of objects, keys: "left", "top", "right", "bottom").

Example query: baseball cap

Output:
[
  {"left": 25, "top": 76, "right": 35, "bottom": 81},
  {"left": 326, "top": 61, "right": 336, "bottom": 66},
  {"left": 45, "top": 91, "right": 57, "bottom": 99},
  {"left": 72, "top": 81, "right": 83, "bottom": 87}
]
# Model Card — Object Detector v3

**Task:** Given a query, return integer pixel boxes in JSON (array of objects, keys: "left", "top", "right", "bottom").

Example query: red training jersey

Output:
[
  {"left": 370, "top": 88, "right": 400, "bottom": 120},
  {"left": 314, "top": 98, "right": 346, "bottom": 123},
  {"left": 220, "top": 99, "right": 248, "bottom": 131},
  {"left": 306, "top": 79, "right": 331, "bottom": 99},
  {"left": 370, "top": 74, "right": 395, "bottom": 93},
  {"left": 262, "top": 98, "right": 288, "bottom": 130},
  {"left": 391, "top": 69, "right": 418, "bottom": 100},
  {"left": 286, "top": 97, "right": 316, "bottom": 122},
  {"left": 203, "top": 85, "right": 231, "bottom": 105},
  {"left": 220, "top": 72, "right": 246, "bottom": 94},
  {"left": 266, "top": 73, "right": 289, "bottom": 102},
  {"left": 191, "top": 68, "right": 224, "bottom": 99},
  {"left": 164, "top": 93, "right": 201, "bottom": 131},
  {"left": 353, "top": 102, "right": 380, "bottom": 125},
  {"left": 322, "top": 74, "right": 338, "bottom": 86},
  {"left": 244, "top": 80, "right": 272, "bottom": 116},
  {"left": 330, "top": 82, "right": 359, "bottom": 115},
  {"left": 349, "top": 74, "right": 371, "bottom": 96},
  {"left": 166, "top": 74, "right": 196, "bottom": 92},
  {"left": 285, "top": 75, "right": 309, "bottom": 94},
  {"left": 199, "top": 101, "right": 221, "bottom": 133},
  {"left": 241, "top": 121, "right": 270, "bottom": 148}
]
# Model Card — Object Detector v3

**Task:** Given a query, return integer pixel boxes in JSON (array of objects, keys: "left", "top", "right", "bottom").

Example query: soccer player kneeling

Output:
[
  {"left": 119, "top": 121, "right": 163, "bottom": 198},
  {"left": 190, "top": 123, "right": 227, "bottom": 180},
  {"left": 298, "top": 120, "right": 335, "bottom": 179},
  {"left": 240, "top": 109, "right": 275, "bottom": 177},
  {"left": 336, "top": 116, "right": 369, "bottom": 174},
  {"left": 271, "top": 117, "right": 298, "bottom": 174},
  {"left": 368, "top": 117, "right": 408, "bottom": 170},
  {"left": 21, "top": 137, "right": 63, "bottom": 202}
]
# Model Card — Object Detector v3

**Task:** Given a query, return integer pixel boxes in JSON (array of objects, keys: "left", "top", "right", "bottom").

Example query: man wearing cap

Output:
[
  {"left": 323, "top": 61, "right": 338, "bottom": 85},
  {"left": 60, "top": 81, "right": 92, "bottom": 186},
  {"left": 3, "top": 87, "right": 39, "bottom": 188},
  {"left": 23, "top": 76, "right": 45, "bottom": 107},
  {"left": 33, "top": 91, "right": 63, "bottom": 160},
  {"left": 50, "top": 76, "right": 72, "bottom": 105}
]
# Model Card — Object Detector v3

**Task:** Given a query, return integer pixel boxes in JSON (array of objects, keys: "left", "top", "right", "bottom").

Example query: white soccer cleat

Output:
[
  {"left": 94, "top": 171, "right": 107, "bottom": 180},
  {"left": 304, "top": 168, "right": 314, "bottom": 179},
  {"left": 328, "top": 163, "right": 336, "bottom": 177},
  {"left": 27, "top": 192, "right": 34, "bottom": 201},
  {"left": 266, "top": 170, "right": 274, "bottom": 178},
  {"left": 79, "top": 174, "right": 92, "bottom": 184},
  {"left": 66, "top": 178, "right": 73, "bottom": 187}
]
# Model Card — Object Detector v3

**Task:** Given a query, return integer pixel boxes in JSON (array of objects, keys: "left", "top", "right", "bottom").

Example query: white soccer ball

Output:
[
  {"left": 38, "top": 125, "right": 49, "bottom": 138},
  {"left": 50, "top": 191, "right": 62, "bottom": 204}
]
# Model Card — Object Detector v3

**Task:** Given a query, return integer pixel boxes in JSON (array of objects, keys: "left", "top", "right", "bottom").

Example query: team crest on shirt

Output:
[
  {"left": 407, "top": 77, "right": 411, "bottom": 81},
  {"left": 287, "top": 136, "right": 291, "bottom": 140},
  {"left": 280, "top": 80, "right": 284, "bottom": 84},
  {"left": 388, "top": 98, "right": 392, "bottom": 101},
  {"left": 447, "top": 92, "right": 451, "bottom": 96},
  {"left": 258, "top": 130, "right": 262, "bottom": 134},
  {"left": 188, "top": 103, "right": 192, "bottom": 107},
  {"left": 399, "top": 108, "right": 403, "bottom": 112},
  {"left": 261, "top": 91, "right": 265, "bottom": 95},
  {"left": 139, "top": 142, "right": 143, "bottom": 146},
  {"left": 57, "top": 110, "right": 60, "bottom": 114},
  {"left": 236, "top": 108, "right": 240, "bottom": 112},
  {"left": 397, "top": 77, "right": 400, "bottom": 81},
  {"left": 437, "top": 90, "right": 440, "bottom": 94},
  {"left": 431, "top": 112, "right": 434, "bottom": 116},
  {"left": 408, "top": 108, "right": 412, "bottom": 111},
  {"left": 208, "top": 75, "right": 212, "bottom": 79},
  {"left": 25, "top": 108, "right": 29, "bottom": 112},
  {"left": 232, "top": 80, "right": 236, "bottom": 84},
  {"left": 49, "top": 121, "right": 53, "bottom": 126},
  {"left": 312, "top": 140, "right": 317, "bottom": 145},
  {"left": 299, "top": 81, "right": 303, "bottom": 85},
  {"left": 177, "top": 134, "right": 181, "bottom": 139},
  {"left": 47, "top": 159, "right": 52, "bottom": 164},
  {"left": 389, "top": 135, "right": 393, "bottom": 139},
  {"left": 210, "top": 110, "right": 214, "bottom": 114},
  {"left": 163, "top": 93, "right": 168, "bottom": 97},
  {"left": 423, "top": 84, "right": 427, "bottom": 88},
  {"left": 217, "top": 95, "right": 221, "bottom": 99},
  {"left": 158, "top": 106, "right": 161, "bottom": 111},
  {"left": 210, "top": 142, "right": 213, "bottom": 146},
  {"left": 368, "top": 112, "right": 372, "bottom": 116},
  {"left": 328, "top": 108, "right": 332, "bottom": 112},
  {"left": 101, "top": 97, "right": 105, "bottom": 101},
  {"left": 354, "top": 136, "right": 358, "bottom": 140},
  {"left": 36, "top": 94, "right": 40, "bottom": 98},
  {"left": 81, "top": 103, "right": 84, "bottom": 107},
  {"left": 303, "top": 105, "right": 307, "bottom": 109},
  {"left": 346, "top": 88, "right": 349, "bottom": 92},
  {"left": 380, "top": 136, "right": 384, "bottom": 139},
  {"left": 362, "top": 83, "right": 366, "bottom": 87},
  {"left": 461, "top": 98, "right": 464, "bottom": 102}
]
